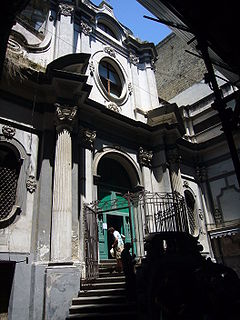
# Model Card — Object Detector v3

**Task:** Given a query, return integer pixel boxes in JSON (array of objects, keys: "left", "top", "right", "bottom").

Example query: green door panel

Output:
[
  {"left": 98, "top": 213, "right": 108, "bottom": 260},
  {"left": 98, "top": 191, "right": 136, "bottom": 259}
]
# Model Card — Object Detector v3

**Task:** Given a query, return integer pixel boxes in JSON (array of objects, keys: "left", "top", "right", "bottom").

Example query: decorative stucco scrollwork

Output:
[
  {"left": 80, "top": 21, "right": 92, "bottom": 36},
  {"left": 54, "top": 103, "right": 78, "bottom": 133},
  {"left": 106, "top": 102, "right": 121, "bottom": 113},
  {"left": 138, "top": 147, "right": 153, "bottom": 167},
  {"left": 89, "top": 61, "right": 95, "bottom": 76},
  {"left": 2, "top": 126, "right": 16, "bottom": 139},
  {"left": 128, "top": 82, "right": 133, "bottom": 95},
  {"left": 129, "top": 52, "right": 139, "bottom": 66},
  {"left": 26, "top": 175, "right": 37, "bottom": 193},
  {"left": 59, "top": 3, "right": 74, "bottom": 17},
  {"left": 79, "top": 128, "right": 96, "bottom": 150},
  {"left": 104, "top": 46, "right": 116, "bottom": 58}
]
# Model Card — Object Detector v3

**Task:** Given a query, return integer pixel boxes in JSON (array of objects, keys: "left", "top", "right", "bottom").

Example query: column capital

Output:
[
  {"left": 79, "top": 128, "right": 96, "bottom": 150},
  {"left": 195, "top": 165, "right": 208, "bottom": 182},
  {"left": 166, "top": 147, "right": 181, "bottom": 165},
  {"left": 58, "top": 2, "right": 74, "bottom": 17},
  {"left": 54, "top": 103, "right": 78, "bottom": 132},
  {"left": 138, "top": 147, "right": 153, "bottom": 167},
  {"left": 80, "top": 21, "right": 92, "bottom": 36}
]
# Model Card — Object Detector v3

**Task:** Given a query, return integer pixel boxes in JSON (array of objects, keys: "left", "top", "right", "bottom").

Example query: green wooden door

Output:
[{"left": 98, "top": 191, "right": 135, "bottom": 259}]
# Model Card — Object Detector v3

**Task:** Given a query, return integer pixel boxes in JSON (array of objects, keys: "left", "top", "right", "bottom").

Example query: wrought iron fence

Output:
[
  {"left": 83, "top": 204, "right": 99, "bottom": 281},
  {"left": 83, "top": 191, "right": 189, "bottom": 280},
  {"left": 131, "top": 191, "right": 189, "bottom": 234}
]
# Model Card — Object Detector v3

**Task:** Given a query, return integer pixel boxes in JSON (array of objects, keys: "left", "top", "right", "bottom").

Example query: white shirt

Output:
[{"left": 113, "top": 230, "right": 124, "bottom": 247}]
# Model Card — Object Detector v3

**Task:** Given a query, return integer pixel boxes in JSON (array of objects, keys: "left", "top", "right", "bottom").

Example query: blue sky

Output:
[{"left": 91, "top": 0, "right": 171, "bottom": 44}]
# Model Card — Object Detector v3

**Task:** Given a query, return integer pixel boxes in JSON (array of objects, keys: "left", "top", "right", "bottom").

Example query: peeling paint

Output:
[
  {"left": 39, "top": 244, "right": 49, "bottom": 260},
  {"left": 72, "top": 234, "right": 79, "bottom": 260}
]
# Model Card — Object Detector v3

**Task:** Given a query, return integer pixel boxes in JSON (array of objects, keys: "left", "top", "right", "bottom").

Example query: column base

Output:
[{"left": 44, "top": 264, "right": 80, "bottom": 320}]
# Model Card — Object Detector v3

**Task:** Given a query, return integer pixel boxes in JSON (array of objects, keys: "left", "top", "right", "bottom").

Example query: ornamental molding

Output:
[
  {"left": 138, "top": 147, "right": 153, "bottom": 167},
  {"left": 79, "top": 128, "right": 96, "bottom": 150},
  {"left": 7, "top": 39, "right": 22, "bottom": 52},
  {"left": 129, "top": 52, "right": 139, "bottom": 66},
  {"left": 195, "top": 166, "right": 208, "bottom": 182},
  {"left": 55, "top": 103, "right": 78, "bottom": 131},
  {"left": 55, "top": 103, "right": 78, "bottom": 121},
  {"left": 2, "top": 125, "right": 16, "bottom": 139},
  {"left": 104, "top": 46, "right": 116, "bottom": 58},
  {"left": 128, "top": 82, "right": 133, "bottom": 95},
  {"left": 58, "top": 3, "right": 74, "bottom": 17},
  {"left": 26, "top": 175, "right": 37, "bottom": 193},
  {"left": 214, "top": 208, "right": 223, "bottom": 224},
  {"left": 183, "top": 180, "right": 189, "bottom": 188},
  {"left": 89, "top": 61, "right": 95, "bottom": 76},
  {"left": 80, "top": 21, "right": 92, "bottom": 36},
  {"left": 106, "top": 102, "right": 121, "bottom": 113},
  {"left": 167, "top": 148, "right": 181, "bottom": 165}
]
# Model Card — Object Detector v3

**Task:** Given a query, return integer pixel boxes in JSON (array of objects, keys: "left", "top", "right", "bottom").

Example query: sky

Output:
[{"left": 90, "top": 0, "right": 171, "bottom": 45}]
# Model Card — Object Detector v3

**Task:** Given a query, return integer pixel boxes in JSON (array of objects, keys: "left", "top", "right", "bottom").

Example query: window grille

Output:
[
  {"left": 187, "top": 207, "right": 196, "bottom": 234},
  {"left": 184, "top": 190, "right": 196, "bottom": 234},
  {"left": 0, "top": 145, "right": 20, "bottom": 221},
  {"left": 0, "top": 167, "right": 18, "bottom": 220}
]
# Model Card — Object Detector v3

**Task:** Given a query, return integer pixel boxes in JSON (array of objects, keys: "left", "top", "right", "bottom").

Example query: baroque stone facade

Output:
[{"left": 0, "top": 1, "right": 239, "bottom": 319}]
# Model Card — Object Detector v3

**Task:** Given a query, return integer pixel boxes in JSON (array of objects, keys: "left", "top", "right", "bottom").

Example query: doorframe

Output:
[{"left": 97, "top": 192, "right": 135, "bottom": 259}]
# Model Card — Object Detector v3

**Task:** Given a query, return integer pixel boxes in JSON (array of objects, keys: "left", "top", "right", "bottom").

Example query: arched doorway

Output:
[{"left": 97, "top": 156, "right": 136, "bottom": 259}]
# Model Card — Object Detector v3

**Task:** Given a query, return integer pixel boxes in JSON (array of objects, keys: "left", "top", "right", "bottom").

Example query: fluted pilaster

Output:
[{"left": 51, "top": 104, "right": 77, "bottom": 262}]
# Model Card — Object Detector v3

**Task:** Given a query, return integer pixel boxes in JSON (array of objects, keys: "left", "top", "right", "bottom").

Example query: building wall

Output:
[
  {"left": 155, "top": 33, "right": 207, "bottom": 102},
  {"left": 156, "top": 32, "right": 240, "bottom": 276},
  {"left": 2, "top": 1, "right": 238, "bottom": 319}
]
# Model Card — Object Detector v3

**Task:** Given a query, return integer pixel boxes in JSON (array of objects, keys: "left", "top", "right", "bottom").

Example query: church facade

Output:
[{"left": 0, "top": 1, "right": 239, "bottom": 319}]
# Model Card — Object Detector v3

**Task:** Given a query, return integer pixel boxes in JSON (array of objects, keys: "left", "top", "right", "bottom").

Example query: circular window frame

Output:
[{"left": 92, "top": 54, "right": 129, "bottom": 106}]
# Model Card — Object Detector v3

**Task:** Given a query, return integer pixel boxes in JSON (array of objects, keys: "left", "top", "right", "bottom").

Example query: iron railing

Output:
[
  {"left": 83, "top": 191, "right": 190, "bottom": 280},
  {"left": 134, "top": 191, "right": 189, "bottom": 234},
  {"left": 83, "top": 204, "right": 99, "bottom": 281}
]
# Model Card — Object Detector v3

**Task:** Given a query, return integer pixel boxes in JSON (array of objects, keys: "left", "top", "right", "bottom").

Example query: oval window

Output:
[{"left": 99, "top": 60, "right": 123, "bottom": 98}]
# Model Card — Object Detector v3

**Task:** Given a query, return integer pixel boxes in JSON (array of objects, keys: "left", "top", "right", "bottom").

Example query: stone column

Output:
[
  {"left": 78, "top": 128, "right": 96, "bottom": 270},
  {"left": 79, "top": 128, "right": 96, "bottom": 203},
  {"left": 167, "top": 147, "right": 184, "bottom": 195},
  {"left": 51, "top": 103, "right": 77, "bottom": 262},
  {"left": 138, "top": 147, "right": 154, "bottom": 232}
]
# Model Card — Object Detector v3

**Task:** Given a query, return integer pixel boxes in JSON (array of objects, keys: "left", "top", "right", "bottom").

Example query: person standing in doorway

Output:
[{"left": 108, "top": 227, "right": 124, "bottom": 273}]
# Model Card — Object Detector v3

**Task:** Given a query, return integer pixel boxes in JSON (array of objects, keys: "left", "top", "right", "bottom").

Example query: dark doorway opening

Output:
[
  {"left": 0, "top": 261, "right": 15, "bottom": 316},
  {"left": 107, "top": 215, "right": 123, "bottom": 259}
]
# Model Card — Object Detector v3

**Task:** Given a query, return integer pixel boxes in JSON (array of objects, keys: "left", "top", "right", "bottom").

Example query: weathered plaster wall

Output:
[{"left": 155, "top": 33, "right": 207, "bottom": 102}]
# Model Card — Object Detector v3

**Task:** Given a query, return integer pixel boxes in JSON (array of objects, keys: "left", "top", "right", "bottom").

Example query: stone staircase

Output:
[{"left": 66, "top": 260, "right": 137, "bottom": 319}]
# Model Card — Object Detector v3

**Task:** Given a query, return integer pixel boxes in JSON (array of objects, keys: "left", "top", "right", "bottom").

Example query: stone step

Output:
[
  {"left": 98, "top": 270, "right": 124, "bottom": 278},
  {"left": 78, "top": 287, "right": 126, "bottom": 297},
  {"left": 81, "top": 275, "right": 125, "bottom": 284},
  {"left": 67, "top": 262, "right": 136, "bottom": 320},
  {"left": 69, "top": 301, "right": 136, "bottom": 314},
  {"left": 81, "top": 281, "right": 126, "bottom": 291},
  {"left": 99, "top": 259, "right": 116, "bottom": 264},
  {"left": 72, "top": 295, "right": 126, "bottom": 305},
  {"left": 66, "top": 310, "right": 137, "bottom": 319},
  {"left": 99, "top": 260, "right": 116, "bottom": 268}
]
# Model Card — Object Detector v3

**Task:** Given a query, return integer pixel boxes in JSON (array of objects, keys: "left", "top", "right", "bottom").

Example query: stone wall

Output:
[{"left": 155, "top": 33, "right": 207, "bottom": 102}]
